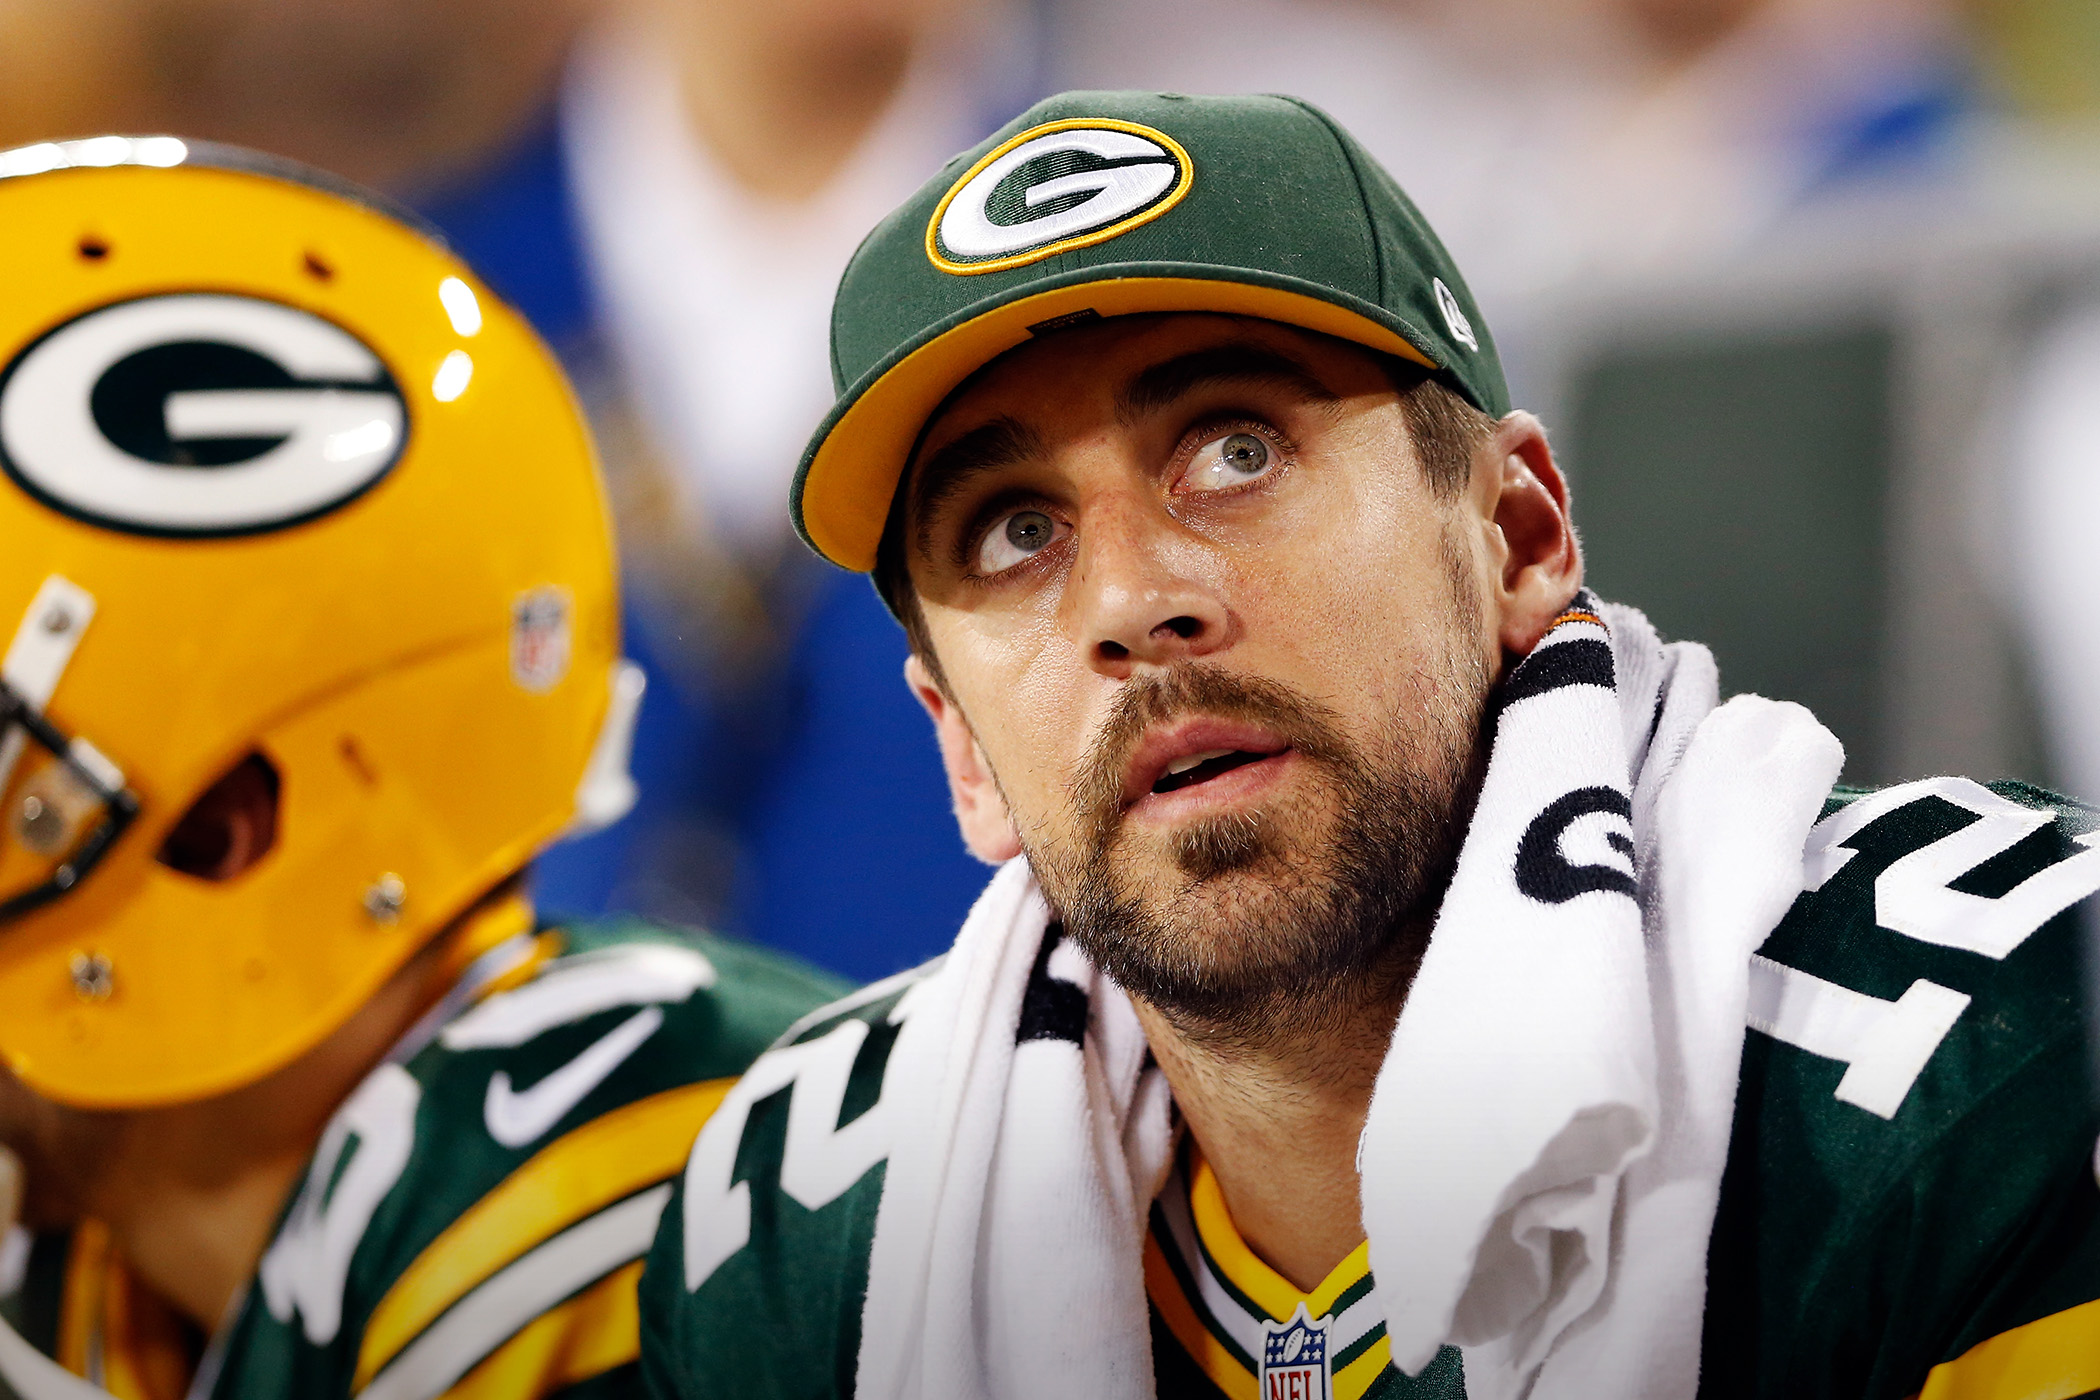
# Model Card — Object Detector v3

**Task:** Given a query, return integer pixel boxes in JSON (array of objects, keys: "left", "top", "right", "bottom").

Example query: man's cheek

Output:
[
  {"left": 993, "top": 670, "right": 1091, "bottom": 803},
  {"left": 981, "top": 717, "right": 1073, "bottom": 845}
]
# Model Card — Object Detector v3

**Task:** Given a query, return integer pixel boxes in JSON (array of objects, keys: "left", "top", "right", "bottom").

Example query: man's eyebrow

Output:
[
  {"left": 909, "top": 415, "right": 1048, "bottom": 558},
  {"left": 1117, "top": 343, "right": 1339, "bottom": 425}
]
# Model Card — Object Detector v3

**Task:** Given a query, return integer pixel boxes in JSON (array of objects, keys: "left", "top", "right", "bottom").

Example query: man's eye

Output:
[
  {"left": 1183, "top": 431, "right": 1274, "bottom": 492},
  {"left": 974, "top": 508, "right": 1064, "bottom": 575}
]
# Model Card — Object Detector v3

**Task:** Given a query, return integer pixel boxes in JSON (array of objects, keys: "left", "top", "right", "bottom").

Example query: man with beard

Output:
[{"left": 640, "top": 92, "right": 2100, "bottom": 1400}]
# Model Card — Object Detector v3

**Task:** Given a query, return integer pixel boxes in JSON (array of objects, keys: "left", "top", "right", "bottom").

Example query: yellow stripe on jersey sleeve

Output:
[
  {"left": 1913, "top": 1297, "right": 2100, "bottom": 1400},
  {"left": 355, "top": 1077, "right": 734, "bottom": 1389},
  {"left": 1144, "top": 1231, "right": 1257, "bottom": 1400},
  {"left": 438, "top": 1259, "right": 643, "bottom": 1400}
]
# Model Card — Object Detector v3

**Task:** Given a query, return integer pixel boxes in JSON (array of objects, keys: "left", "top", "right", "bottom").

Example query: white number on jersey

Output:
[
  {"left": 258, "top": 1064, "right": 421, "bottom": 1344},
  {"left": 682, "top": 990, "right": 910, "bottom": 1293},
  {"left": 1804, "top": 776, "right": 2100, "bottom": 960}
]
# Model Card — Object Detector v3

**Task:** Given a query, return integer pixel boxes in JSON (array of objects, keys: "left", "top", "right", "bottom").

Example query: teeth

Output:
[{"left": 1164, "top": 748, "right": 1234, "bottom": 777}]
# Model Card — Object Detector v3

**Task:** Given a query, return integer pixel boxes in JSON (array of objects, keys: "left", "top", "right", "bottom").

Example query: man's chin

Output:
[
  {"left": 1109, "top": 844, "right": 1285, "bottom": 908},
  {"left": 1076, "top": 850, "right": 1349, "bottom": 986},
  {"left": 1051, "top": 792, "right": 1448, "bottom": 1035},
  {"left": 1119, "top": 800, "right": 1346, "bottom": 892}
]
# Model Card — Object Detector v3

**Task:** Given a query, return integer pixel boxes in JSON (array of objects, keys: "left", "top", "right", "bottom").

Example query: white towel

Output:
[
  {"left": 1366, "top": 601, "right": 1843, "bottom": 1400},
  {"left": 850, "top": 596, "right": 1843, "bottom": 1400},
  {"left": 856, "top": 859, "right": 1175, "bottom": 1398}
]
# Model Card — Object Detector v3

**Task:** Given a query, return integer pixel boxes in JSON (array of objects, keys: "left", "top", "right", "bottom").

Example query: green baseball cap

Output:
[{"left": 793, "top": 89, "right": 1509, "bottom": 571}]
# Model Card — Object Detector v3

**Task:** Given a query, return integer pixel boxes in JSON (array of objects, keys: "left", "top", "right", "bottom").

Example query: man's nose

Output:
[{"left": 1067, "top": 504, "right": 1232, "bottom": 676}]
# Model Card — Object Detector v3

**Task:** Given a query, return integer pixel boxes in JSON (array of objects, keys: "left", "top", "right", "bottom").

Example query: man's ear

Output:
[
  {"left": 905, "top": 654, "right": 1023, "bottom": 864},
  {"left": 1476, "top": 410, "right": 1583, "bottom": 656}
]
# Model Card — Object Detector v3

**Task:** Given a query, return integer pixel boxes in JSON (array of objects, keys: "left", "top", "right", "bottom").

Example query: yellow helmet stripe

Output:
[{"left": 55, "top": 1220, "right": 111, "bottom": 1379}]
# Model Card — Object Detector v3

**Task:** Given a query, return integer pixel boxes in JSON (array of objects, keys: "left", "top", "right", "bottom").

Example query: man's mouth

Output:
[
  {"left": 1151, "top": 749, "right": 1271, "bottom": 794},
  {"left": 1120, "top": 719, "right": 1294, "bottom": 808}
]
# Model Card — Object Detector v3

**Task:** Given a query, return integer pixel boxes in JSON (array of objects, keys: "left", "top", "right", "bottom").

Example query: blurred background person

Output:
[
  {"left": 1053, "top": 0, "right": 1970, "bottom": 316},
  {"left": 425, "top": 0, "right": 1039, "bottom": 979},
  {"left": 0, "top": 0, "right": 585, "bottom": 190}
]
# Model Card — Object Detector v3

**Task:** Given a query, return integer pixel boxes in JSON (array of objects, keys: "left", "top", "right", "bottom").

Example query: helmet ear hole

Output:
[{"left": 158, "top": 755, "right": 280, "bottom": 881}]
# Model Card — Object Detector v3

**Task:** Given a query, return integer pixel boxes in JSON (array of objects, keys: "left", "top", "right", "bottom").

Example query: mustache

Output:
[{"left": 1067, "top": 665, "right": 1358, "bottom": 847}]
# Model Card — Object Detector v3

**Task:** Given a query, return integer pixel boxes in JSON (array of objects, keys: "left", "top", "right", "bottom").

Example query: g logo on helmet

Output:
[
  {"left": 0, "top": 293, "right": 408, "bottom": 537},
  {"left": 927, "top": 119, "right": 1193, "bottom": 276}
]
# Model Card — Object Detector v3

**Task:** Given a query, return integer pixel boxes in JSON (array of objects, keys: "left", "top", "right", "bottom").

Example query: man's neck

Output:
[
  {"left": 76, "top": 935, "right": 457, "bottom": 1328},
  {"left": 1131, "top": 978, "right": 1408, "bottom": 1293},
  {"left": 91, "top": 1133, "right": 311, "bottom": 1332}
]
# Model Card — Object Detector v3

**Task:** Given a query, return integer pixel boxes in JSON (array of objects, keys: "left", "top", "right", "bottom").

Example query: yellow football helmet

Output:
[{"left": 0, "top": 137, "right": 636, "bottom": 1108}]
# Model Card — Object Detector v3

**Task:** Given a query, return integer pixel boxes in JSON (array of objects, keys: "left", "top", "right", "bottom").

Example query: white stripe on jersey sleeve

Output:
[{"left": 353, "top": 1183, "right": 671, "bottom": 1400}]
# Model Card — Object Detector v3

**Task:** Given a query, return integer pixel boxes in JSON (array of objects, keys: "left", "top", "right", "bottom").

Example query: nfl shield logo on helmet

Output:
[
  {"left": 510, "top": 586, "right": 571, "bottom": 693},
  {"left": 1260, "top": 1303, "right": 1332, "bottom": 1400}
]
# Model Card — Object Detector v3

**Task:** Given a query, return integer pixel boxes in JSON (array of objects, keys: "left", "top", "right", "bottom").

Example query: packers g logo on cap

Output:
[
  {"left": 0, "top": 292, "right": 406, "bottom": 537},
  {"left": 927, "top": 118, "right": 1193, "bottom": 276}
]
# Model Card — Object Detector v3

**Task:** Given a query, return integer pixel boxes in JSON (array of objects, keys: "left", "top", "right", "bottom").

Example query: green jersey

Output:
[
  {"left": 639, "top": 780, "right": 2100, "bottom": 1400},
  {"left": 0, "top": 917, "right": 847, "bottom": 1400}
]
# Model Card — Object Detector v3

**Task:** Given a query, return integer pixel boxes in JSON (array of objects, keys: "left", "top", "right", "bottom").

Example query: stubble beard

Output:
[{"left": 1022, "top": 590, "right": 1494, "bottom": 1052}]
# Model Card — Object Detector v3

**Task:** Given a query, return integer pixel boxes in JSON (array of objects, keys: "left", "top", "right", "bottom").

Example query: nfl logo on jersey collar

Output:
[{"left": 1260, "top": 1302, "right": 1332, "bottom": 1399}]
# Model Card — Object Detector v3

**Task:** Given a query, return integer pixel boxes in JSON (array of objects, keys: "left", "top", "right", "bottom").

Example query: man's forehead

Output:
[
  {"left": 931, "top": 313, "right": 1322, "bottom": 426},
  {"left": 908, "top": 314, "right": 1363, "bottom": 480}
]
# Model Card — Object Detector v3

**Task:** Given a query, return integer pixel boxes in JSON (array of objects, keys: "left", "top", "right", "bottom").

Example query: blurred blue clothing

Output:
[
  {"left": 416, "top": 117, "right": 989, "bottom": 982},
  {"left": 1793, "top": 59, "right": 1972, "bottom": 202}
]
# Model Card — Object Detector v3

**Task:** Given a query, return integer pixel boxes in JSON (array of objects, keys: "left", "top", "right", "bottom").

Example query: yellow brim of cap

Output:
[{"left": 797, "top": 274, "right": 1438, "bottom": 572}]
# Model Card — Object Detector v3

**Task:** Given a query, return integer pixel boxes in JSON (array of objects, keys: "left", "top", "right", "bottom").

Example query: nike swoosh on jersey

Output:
[{"left": 484, "top": 1005, "right": 664, "bottom": 1149}]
